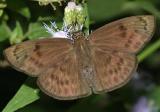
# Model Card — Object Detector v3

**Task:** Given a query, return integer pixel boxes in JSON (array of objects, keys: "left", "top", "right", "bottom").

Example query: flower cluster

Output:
[
  {"left": 64, "top": 1, "right": 85, "bottom": 31},
  {"left": 32, "top": 0, "right": 63, "bottom": 10},
  {"left": 43, "top": 2, "right": 86, "bottom": 39}
]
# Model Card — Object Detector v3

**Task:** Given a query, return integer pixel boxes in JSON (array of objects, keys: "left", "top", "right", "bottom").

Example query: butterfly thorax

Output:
[
  {"left": 73, "top": 32, "right": 95, "bottom": 87},
  {"left": 71, "top": 31, "right": 86, "bottom": 40}
]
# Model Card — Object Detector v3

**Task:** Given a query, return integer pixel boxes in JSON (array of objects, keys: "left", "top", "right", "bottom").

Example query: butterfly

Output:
[{"left": 4, "top": 15, "right": 155, "bottom": 100}]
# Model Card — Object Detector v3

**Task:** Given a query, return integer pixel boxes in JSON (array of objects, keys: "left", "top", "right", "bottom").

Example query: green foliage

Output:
[
  {"left": 10, "top": 21, "right": 24, "bottom": 44},
  {"left": 26, "top": 22, "right": 50, "bottom": 40},
  {"left": 1, "top": 0, "right": 160, "bottom": 112},
  {"left": 2, "top": 78, "right": 40, "bottom": 112},
  {"left": 0, "top": 22, "right": 11, "bottom": 42},
  {"left": 149, "top": 86, "right": 160, "bottom": 105},
  {"left": 0, "top": 0, "right": 7, "bottom": 17}
]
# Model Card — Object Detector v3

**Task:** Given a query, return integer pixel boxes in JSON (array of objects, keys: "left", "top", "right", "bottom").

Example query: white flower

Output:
[
  {"left": 53, "top": 31, "right": 68, "bottom": 38},
  {"left": 43, "top": 21, "right": 72, "bottom": 39},
  {"left": 68, "top": 2, "right": 76, "bottom": 8}
]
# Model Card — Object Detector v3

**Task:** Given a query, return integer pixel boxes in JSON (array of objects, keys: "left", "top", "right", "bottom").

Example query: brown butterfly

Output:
[{"left": 4, "top": 15, "right": 155, "bottom": 100}]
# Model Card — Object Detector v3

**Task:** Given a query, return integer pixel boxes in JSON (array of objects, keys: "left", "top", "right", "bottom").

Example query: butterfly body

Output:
[
  {"left": 73, "top": 32, "right": 95, "bottom": 87},
  {"left": 4, "top": 15, "right": 155, "bottom": 100}
]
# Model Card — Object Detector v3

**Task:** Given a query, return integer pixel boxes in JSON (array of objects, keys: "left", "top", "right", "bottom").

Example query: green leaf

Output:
[
  {"left": 0, "top": 2, "right": 6, "bottom": 17},
  {"left": 2, "top": 78, "right": 40, "bottom": 112},
  {"left": 10, "top": 21, "right": 25, "bottom": 44},
  {"left": 26, "top": 22, "right": 50, "bottom": 40},
  {"left": 140, "top": 1, "right": 160, "bottom": 19},
  {"left": 19, "top": 7, "right": 31, "bottom": 19},
  {"left": 124, "top": 1, "right": 160, "bottom": 18},
  {"left": 88, "top": 0, "right": 126, "bottom": 22},
  {"left": 0, "top": 3, "right": 7, "bottom": 8},
  {"left": 26, "top": 22, "right": 64, "bottom": 40},
  {"left": 148, "top": 86, "right": 160, "bottom": 106},
  {"left": 0, "top": 10, "right": 3, "bottom": 16},
  {"left": 0, "top": 22, "right": 11, "bottom": 42}
]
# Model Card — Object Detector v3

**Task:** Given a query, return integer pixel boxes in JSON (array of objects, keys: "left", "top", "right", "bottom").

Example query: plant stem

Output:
[{"left": 138, "top": 38, "right": 160, "bottom": 62}]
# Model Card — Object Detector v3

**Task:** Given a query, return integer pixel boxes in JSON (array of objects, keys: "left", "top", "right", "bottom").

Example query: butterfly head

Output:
[{"left": 71, "top": 31, "right": 85, "bottom": 40}]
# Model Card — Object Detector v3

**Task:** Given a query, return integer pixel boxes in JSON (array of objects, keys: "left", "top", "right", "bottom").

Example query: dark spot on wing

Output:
[
  {"left": 128, "top": 39, "right": 131, "bottom": 43},
  {"left": 64, "top": 80, "right": 69, "bottom": 85},
  {"left": 59, "top": 80, "right": 64, "bottom": 85},
  {"left": 34, "top": 44, "right": 42, "bottom": 57},
  {"left": 50, "top": 74, "right": 55, "bottom": 80},
  {"left": 114, "top": 69, "right": 118, "bottom": 74},
  {"left": 29, "top": 56, "right": 43, "bottom": 67},
  {"left": 35, "top": 51, "right": 42, "bottom": 57},
  {"left": 119, "top": 24, "right": 127, "bottom": 31},
  {"left": 134, "top": 29, "right": 139, "bottom": 33},
  {"left": 109, "top": 69, "right": 113, "bottom": 74},
  {"left": 117, "top": 66, "right": 121, "bottom": 71},
  {"left": 119, "top": 58, "right": 124, "bottom": 64},
  {"left": 60, "top": 66, "right": 65, "bottom": 72},
  {"left": 34, "top": 44, "right": 40, "bottom": 51},
  {"left": 137, "top": 17, "right": 148, "bottom": 31},
  {"left": 125, "top": 43, "right": 130, "bottom": 48},
  {"left": 53, "top": 64, "right": 58, "bottom": 68},
  {"left": 119, "top": 32, "right": 127, "bottom": 38}
]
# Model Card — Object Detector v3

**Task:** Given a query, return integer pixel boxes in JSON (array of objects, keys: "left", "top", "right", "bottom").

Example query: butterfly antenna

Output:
[{"left": 43, "top": 22, "right": 55, "bottom": 36}]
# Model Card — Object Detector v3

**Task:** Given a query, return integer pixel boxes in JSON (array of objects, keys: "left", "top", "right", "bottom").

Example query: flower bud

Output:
[{"left": 64, "top": 2, "right": 86, "bottom": 31}]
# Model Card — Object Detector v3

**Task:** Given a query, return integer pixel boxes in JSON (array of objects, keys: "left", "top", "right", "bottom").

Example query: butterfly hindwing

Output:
[
  {"left": 37, "top": 51, "right": 91, "bottom": 100},
  {"left": 90, "top": 49, "right": 137, "bottom": 93}
]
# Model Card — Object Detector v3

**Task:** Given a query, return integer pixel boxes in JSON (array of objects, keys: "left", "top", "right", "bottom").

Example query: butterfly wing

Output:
[
  {"left": 4, "top": 38, "right": 91, "bottom": 100},
  {"left": 91, "top": 49, "right": 137, "bottom": 93},
  {"left": 89, "top": 15, "right": 155, "bottom": 53},
  {"left": 37, "top": 50, "right": 91, "bottom": 100},
  {"left": 88, "top": 15, "right": 155, "bottom": 92},
  {"left": 4, "top": 38, "right": 72, "bottom": 77}
]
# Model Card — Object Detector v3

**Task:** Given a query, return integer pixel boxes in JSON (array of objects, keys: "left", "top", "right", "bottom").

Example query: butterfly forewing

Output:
[
  {"left": 4, "top": 38, "right": 73, "bottom": 77},
  {"left": 89, "top": 15, "right": 155, "bottom": 53}
]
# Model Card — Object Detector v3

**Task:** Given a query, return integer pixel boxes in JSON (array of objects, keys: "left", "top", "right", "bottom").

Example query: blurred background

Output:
[{"left": 1, "top": 0, "right": 160, "bottom": 112}]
